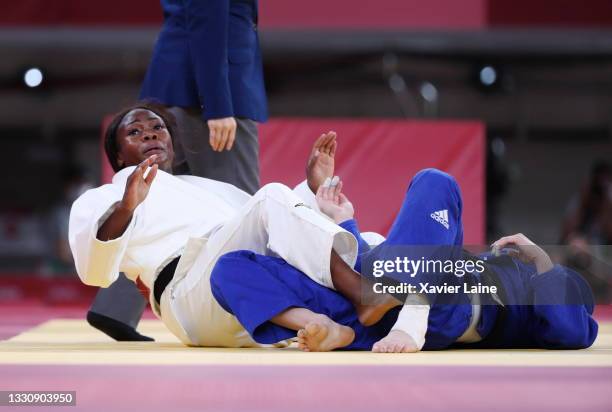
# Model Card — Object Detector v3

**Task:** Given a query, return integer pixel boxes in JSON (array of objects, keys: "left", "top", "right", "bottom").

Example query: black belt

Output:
[{"left": 153, "top": 256, "right": 181, "bottom": 305}]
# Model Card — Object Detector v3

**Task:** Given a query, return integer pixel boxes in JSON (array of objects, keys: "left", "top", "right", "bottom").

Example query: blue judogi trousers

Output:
[{"left": 210, "top": 169, "right": 598, "bottom": 350}]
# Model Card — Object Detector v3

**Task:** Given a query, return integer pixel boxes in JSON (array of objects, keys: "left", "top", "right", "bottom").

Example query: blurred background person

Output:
[
  {"left": 561, "top": 160, "right": 612, "bottom": 246},
  {"left": 560, "top": 160, "right": 612, "bottom": 302}
]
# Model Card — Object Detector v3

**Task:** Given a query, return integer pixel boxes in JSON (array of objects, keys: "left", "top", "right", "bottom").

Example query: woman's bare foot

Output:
[
  {"left": 356, "top": 294, "right": 403, "bottom": 326},
  {"left": 297, "top": 315, "right": 355, "bottom": 352},
  {"left": 372, "top": 330, "right": 420, "bottom": 353}
]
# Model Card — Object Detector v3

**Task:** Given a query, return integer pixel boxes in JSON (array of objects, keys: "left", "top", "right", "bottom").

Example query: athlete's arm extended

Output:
[{"left": 97, "top": 155, "right": 158, "bottom": 241}]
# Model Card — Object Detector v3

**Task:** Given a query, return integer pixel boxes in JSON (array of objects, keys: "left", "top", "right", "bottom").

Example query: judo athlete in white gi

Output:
[{"left": 69, "top": 104, "right": 395, "bottom": 347}]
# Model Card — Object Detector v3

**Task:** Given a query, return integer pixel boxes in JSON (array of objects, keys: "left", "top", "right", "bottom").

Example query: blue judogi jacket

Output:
[
  {"left": 455, "top": 256, "right": 599, "bottom": 350},
  {"left": 420, "top": 263, "right": 598, "bottom": 350},
  {"left": 140, "top": 0, "right": 267, "bottom": 122}
]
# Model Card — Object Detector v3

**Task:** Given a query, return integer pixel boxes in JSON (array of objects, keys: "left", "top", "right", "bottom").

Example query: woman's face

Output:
[{"left": 115, "top": 108, "right": 175, "bottom": 172}]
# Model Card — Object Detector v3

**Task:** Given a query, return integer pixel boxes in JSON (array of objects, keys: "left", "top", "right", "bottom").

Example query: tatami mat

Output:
[{"left": 1, "top": 319, "right": 611, "bottom": 367}]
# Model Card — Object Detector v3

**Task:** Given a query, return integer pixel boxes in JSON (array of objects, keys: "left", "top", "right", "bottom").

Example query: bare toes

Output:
[{"left": 306, "top": 323, "right": 321, "bottom": 336}]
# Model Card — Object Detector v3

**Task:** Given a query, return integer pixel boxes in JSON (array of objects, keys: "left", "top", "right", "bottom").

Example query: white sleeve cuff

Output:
[
  {"left": 292, "top": 180, "right": 322, "bottom": 213},
  {"left": 76, "top": 202, "right": 136, "bottom": 287}
]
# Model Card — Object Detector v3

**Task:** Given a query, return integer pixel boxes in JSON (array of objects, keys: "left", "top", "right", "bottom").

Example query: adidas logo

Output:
[{"left": 430, "top": 209, "right": 450, "bottom": 229}]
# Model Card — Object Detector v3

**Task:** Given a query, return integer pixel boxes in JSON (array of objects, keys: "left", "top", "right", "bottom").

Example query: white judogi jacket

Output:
[{"left": 70, "top": 167, "right": 248, "bottom": 291}]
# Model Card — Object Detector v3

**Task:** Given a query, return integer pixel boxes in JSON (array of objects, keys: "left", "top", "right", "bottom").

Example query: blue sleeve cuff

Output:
[
  {"left": 338, "top": 219, "right": 370, "bottom": 258},
  {"left": 339, "top": 219, "right": 358, "bottom": 233}
]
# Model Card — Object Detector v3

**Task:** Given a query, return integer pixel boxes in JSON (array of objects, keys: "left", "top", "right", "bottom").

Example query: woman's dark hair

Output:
[{"left": 104, "top": 101, "right": 177, "bottom": 172}]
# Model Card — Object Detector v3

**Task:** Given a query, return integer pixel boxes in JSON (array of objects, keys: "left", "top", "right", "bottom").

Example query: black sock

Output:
[{"left": 86, "top": 311, "right": 154, "bottom": 342}]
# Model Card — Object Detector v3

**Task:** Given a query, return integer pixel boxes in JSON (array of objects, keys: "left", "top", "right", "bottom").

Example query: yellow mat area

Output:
[{"left": 1, "top": 319, "right": 611, "bottom": 367}]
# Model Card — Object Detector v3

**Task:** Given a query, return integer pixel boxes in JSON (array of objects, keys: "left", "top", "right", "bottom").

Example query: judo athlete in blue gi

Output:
[{"left": 210, "top": 169, "right": 598, "bottom": 352}]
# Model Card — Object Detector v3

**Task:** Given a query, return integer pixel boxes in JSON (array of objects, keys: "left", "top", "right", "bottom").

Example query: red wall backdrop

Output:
[
  {"left": 2, "top": 0, "right": 611, "bottom": 28},
  {"left": 102, "top": 118, "right": 485, "bottom": 244},
  {"left": 259, "top": 119, "right": 485, "bottom": 244}
]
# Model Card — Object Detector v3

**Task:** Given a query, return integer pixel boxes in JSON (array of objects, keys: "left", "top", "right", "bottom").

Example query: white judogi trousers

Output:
[{"left": 159, "top": 183, "right": 359, "bottom": 347}]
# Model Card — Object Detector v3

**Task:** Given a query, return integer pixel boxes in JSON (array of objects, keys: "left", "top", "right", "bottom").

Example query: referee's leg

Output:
[{"left": 87, "top": 274, "right": 152, "bottom": 341}]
